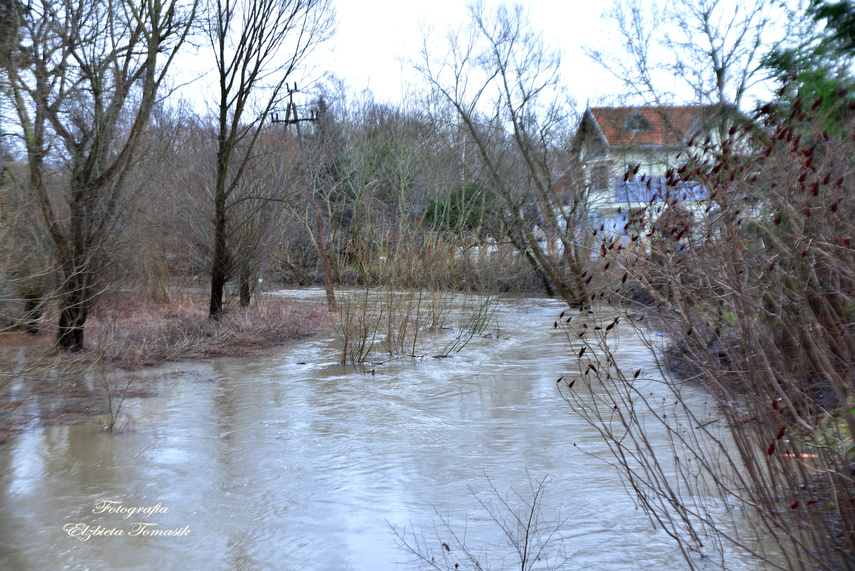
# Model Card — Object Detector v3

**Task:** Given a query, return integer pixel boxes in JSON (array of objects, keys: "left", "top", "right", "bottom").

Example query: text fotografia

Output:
[
  {"left": 93, "top": 500, "right": 168, "bottom": 519},
  {"left": 63, "top": 501, "right": 189, "bottom": 541}
]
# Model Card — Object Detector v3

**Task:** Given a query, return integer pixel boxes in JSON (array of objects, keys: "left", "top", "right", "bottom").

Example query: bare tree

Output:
[
  {"left": 587, "top": 0, "right": 798, "bottom": 108},
  {"left": 2, "top": 0, "right": 197, "bottom": 350},
  {"left": 415, "top": 1, "right": 590, "bottom": 305},
  {"left": 0, "top": 153, "right": 55, "bottom": 334},
  {"left": 128, "top": 101, "right": 210, "bottom": 302},
  {"left": 202, "top": 0, "right": 333, "bottom": 319}
]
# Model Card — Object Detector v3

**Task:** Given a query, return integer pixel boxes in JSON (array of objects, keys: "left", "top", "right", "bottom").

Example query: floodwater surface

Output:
[{"left": 0, "top": 291, "right": 777, "bottom": 570}]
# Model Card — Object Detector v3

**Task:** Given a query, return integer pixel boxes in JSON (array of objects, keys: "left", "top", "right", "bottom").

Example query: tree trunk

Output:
[
  {"left": 209, "top": 183, "right": 229, "bottom": 320},
  {"left": 239, "top": 270, "right": 251, "bottom": 307},
  {"left": 23, "top": 292, "right": 42, "bottom": 336},
  {"left": 209, "top": 259, "right": 226, "bottom": 320},
  {"left": 57, "top": 288, "right": 87, "bottom": 352},
  {"left": 55, "top": 180, "right": 94, "bottom": 351}
]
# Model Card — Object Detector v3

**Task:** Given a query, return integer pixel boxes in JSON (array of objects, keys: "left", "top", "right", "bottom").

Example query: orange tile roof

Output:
[{"left": 589, "top": 106, "right": 712, "bottom": 147}]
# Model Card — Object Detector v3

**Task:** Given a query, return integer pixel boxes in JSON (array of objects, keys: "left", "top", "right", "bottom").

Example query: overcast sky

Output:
[
  {"left": 173, "top": 1, "right": 625, "bottom": 113},
  {"left": 326, "top": 0, "right": 621, "bottom": 109}
]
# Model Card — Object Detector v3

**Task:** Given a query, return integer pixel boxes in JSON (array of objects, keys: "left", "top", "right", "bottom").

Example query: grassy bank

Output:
[{"left": 85, "top": 290, "right": 331, "bottom": 369}]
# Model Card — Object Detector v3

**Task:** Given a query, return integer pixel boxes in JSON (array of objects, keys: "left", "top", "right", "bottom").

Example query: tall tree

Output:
[
  {"left": 415, "top": 1, "right": 590, "bottom": 305},
  {"left": 587, "top": 0, "right": 796, "bottom": 108},
  {"left": 203, "top": 0, "right": 333, "bottom": 319},
  {"left": 2, "top": 0, "right": 197, "bottom": 351},
  {"left": 763, "top": 0, "right": 855, "bottom": 126}
]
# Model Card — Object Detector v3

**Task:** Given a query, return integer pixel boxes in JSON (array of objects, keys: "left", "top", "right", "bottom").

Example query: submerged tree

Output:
[{"left": 2, "top": 0, "right": 197, "bottom": 350}]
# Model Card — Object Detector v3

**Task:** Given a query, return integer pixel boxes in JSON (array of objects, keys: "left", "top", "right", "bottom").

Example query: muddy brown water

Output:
[{"left": 0, "top": 290, "right": 780, "bottom": 570}]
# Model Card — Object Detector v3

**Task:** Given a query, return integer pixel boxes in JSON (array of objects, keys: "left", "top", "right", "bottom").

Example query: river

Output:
[{"left": 0, "top": 290, "right": 779, "bottom": 570}]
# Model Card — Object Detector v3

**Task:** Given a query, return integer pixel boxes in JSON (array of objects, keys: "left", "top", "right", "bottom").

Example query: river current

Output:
[{"left": 0, "top": 290, "right": 777, "bottom": 570}]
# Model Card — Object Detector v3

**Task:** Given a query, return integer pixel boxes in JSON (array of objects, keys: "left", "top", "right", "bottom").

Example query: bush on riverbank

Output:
[{"left": 563, "top": 90, "right": 855, "bottom": 569}]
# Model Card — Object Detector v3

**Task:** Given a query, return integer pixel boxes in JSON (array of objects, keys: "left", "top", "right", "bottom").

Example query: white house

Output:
[{"left": 570, "top": 105, "right": 731, "bottom": 243}]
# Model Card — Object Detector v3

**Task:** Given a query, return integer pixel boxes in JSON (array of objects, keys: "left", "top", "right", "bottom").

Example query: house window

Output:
[
  {"left": 624, "top": 111, "right": 651, "bottom": 131},
  {"left": 591, "top": 164, "right": 609, "bottom": 191},
  {"left": 627, "top": 161, "right": 660, "bottom": 180},
  {"left": 624, "top": 163, "right": 638, "bottom": 182}
]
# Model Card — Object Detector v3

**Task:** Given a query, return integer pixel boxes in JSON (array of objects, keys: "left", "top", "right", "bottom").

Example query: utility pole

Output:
[{"left": 270, "top": 84, "right": 336, "bottom": 310}]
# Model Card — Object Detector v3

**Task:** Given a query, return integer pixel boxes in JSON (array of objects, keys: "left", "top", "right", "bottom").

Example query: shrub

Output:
[{"left": 564, "top": 89, "right": 855, "bottom": 569}]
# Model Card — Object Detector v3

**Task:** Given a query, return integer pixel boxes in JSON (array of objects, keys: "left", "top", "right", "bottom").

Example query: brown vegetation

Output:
[
  {"left": 86, "top": 291, "right": 331, "bottom": 369},
  {"left": 2, "top": 290, "right": 330, "bottom": 370},
  {"left": 562, "top": 88, "right": 855, "bottom": 569}
]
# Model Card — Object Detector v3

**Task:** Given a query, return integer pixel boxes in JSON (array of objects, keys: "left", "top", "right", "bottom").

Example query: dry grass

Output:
[{"left": 85, "top": 291, "right": 332, "bottom": 369}]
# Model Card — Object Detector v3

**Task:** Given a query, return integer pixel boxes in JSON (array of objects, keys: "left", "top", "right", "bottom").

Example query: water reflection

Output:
[{"left": 0, "top": 291, "right": 775, "bottom": 570}]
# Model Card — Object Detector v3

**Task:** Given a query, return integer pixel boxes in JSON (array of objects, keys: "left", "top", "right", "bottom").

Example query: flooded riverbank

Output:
[{"left": 0, "top": 290, "right": 778, "bottom": 569}]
